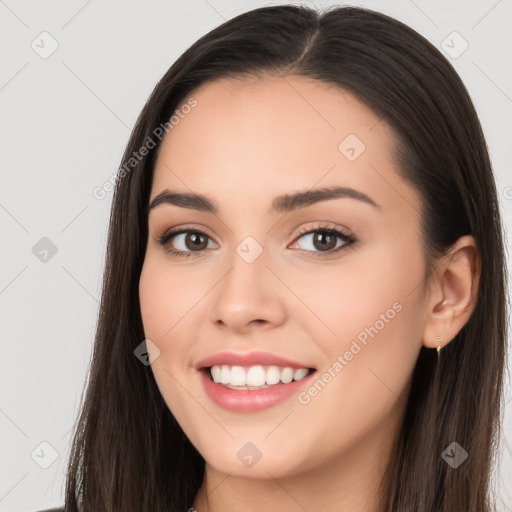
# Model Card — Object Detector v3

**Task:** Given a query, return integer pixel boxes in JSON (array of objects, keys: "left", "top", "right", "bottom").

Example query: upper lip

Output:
[{"left": 195, "top": 351, "right": 316, "bottom": 370}]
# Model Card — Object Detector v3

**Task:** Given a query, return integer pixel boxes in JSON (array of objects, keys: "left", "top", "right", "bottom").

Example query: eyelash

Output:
[{"left": 157, "top": 223, "right": 357, "bottom": 259}]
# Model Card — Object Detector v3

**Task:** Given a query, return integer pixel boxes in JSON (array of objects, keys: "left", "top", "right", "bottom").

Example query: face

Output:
[{"left": 139, "top": 75, "right": 429, "bottom": 480}]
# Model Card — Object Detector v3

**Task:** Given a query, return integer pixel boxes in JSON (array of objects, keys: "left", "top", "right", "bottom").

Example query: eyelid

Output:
[
  {"left": 291, "top": 222, "right": 354, "bottom": 241},
  {"left": 156, "top": 224, "right": 216, "bottom": 246},
  {"left": 288, "top": 223, "right": 356, "bottom": 257},
  {"left": 157, "top": 222, "right": 357, "bottom": 258},
  {"left": 157, "top": 222, "right": 352, "bottom": 242}
]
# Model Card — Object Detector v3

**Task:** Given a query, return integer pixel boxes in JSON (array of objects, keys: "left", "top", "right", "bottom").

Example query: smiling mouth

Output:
[{"left": 201, "top": 365, "right": 316, "bottom": 390}]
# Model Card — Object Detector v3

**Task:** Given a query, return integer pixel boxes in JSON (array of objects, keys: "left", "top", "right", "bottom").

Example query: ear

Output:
[{"left": 422, "top": 235, "right": 481, "bottom": 350}]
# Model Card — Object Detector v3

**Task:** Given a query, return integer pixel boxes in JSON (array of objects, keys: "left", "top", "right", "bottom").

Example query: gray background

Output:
[{"left": 0, "top": 0, "right": 511, "bottom": 510}]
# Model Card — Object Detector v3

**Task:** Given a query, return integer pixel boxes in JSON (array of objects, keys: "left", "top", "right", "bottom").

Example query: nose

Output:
[{"left": 209, "top": 247, "right": 287, "bottom": 334}]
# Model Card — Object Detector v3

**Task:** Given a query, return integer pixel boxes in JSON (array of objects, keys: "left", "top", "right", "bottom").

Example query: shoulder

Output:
[{"left": 34, "top": 508, "right": 65, "bottom": 512}]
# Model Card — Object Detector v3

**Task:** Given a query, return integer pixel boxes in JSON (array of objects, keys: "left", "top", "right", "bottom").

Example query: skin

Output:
[{"left": 138, "top": 75, "right": 481, "bottom": 512}]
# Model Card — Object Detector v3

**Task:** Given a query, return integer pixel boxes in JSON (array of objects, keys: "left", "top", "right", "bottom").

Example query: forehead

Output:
[
  {"left": 150, "top": 75, "right": 420, "bottom": 217},
  {"left": 174, "top": 75, "right": 385, "bottom": 142}
]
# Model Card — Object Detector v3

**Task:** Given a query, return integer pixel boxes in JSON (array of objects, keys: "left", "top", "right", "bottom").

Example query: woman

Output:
[{"left": 44, "top": 4, "right": 508, "bottom": 511}]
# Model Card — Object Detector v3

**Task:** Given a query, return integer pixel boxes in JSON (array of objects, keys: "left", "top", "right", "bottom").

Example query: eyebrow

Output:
[{"left": 148, "top": 186, "right": 381, "bottom": 215}]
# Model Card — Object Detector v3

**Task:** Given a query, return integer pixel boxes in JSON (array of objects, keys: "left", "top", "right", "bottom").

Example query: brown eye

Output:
[
  {"left": 311, "top": 232, "right": 337, "bottom": 251},
  {"left": 290, "top": 224, "right": 356, "bottom": 257},
  {"left": 158, "top": 228, "right": 218, "bottom": 258},
  {"left": 183, "top": 232, "right": 208, "bottom": 251}
]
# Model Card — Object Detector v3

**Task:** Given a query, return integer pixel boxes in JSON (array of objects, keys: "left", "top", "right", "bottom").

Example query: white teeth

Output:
[
  {"left": 266, "top": 366, "right": 281, "bottom": 385},
  {"left": 211, "top": 365, "right": 222, "bottom": 383},
  {"left": 293, "top": 368, "right": 309, "bottom": 381},
  {"left": 208, "top": 364, "right": 311, "bottom": 387},
  {"left": 280, "top": 367, "right": 294, "bottom": 384},
  {"left": 220, "top": 365, "right": 230, "bottom": 384},
  {"left": 247, "top": 365, "right": 266, "bottom": 387},
  {"left": 230, "top": 366, "right": 246, "bottom": 386}
]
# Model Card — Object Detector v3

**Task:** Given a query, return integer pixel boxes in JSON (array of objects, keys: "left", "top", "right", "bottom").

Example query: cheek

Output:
[
  {"left": 138, "top": 255, "right": 213, "bottom": 367},
  {"left": 329, "top": 226, "right": 425, "bottom": 336},
  {"left": 139, "top": 255, "right": 202, "bottom": 338},
  {"left": 138, "top": 260, "right": 197, "bottom": 419},
  {"left": 309, "top": 253, "right": 411, "bottom": 344},
  {"left": 138, "top": 260, "right": 193, "bottom": 404},
  {"left": 309, "top": 236, "right": 425, "bottom": 398}
]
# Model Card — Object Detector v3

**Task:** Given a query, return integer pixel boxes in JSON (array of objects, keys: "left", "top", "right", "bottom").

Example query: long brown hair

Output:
[{"left": 63, "top": 5, "right": 509, "bottom": 511}]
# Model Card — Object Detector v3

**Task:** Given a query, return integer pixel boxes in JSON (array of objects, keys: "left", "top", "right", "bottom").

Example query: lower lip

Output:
[{"left": 199, "top": 368, "right": 316, "bottom": 412}]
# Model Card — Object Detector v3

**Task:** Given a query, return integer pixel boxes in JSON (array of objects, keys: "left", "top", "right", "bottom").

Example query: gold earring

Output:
[{"left": 436, "top": 335, "right": 441, "bottom": 361}]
